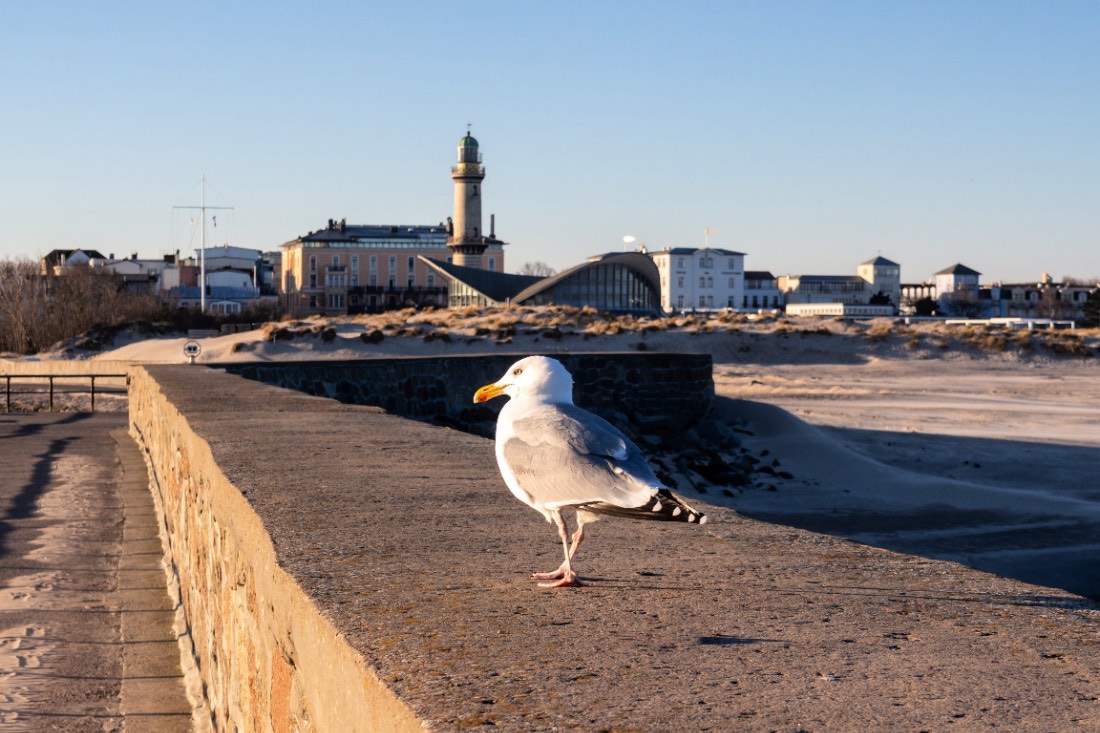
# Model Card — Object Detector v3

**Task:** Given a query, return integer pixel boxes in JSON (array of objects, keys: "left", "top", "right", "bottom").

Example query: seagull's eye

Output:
[{"left": 512, "top": 367, "right": 523, "bottom": 376}]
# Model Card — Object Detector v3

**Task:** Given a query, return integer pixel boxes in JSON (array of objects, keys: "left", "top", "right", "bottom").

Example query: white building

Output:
[
  {"left": 650, "top": 247, "right": 745, "bottom": 312},
  {"left": 779, "top": 256, "right": 902, "bottom": 313},
  {"left": 743, "top": 271, "right": 783, "bottom": 311}
]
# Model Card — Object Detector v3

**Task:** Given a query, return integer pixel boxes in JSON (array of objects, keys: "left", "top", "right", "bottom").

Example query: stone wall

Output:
[
  {"left": 124, "top": 361, "right": 1100, "bottom": 731},
  {"left": 218, "top": 352, "right": 713, "bottom": 437},
  {"left": 128, "top": 367, "right": 423, "bottom": 732},
  {"left": 127, "top": 354, "right": 713, "bottom": 731}
]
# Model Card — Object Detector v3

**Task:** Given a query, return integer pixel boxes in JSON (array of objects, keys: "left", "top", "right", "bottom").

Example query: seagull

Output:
[{"left": 473, "top": 355, "right": 707, "bottom": 587}]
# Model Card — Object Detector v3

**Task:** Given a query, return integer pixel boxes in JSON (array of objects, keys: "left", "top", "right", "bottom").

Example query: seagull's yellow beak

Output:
[{"left": 473, "top": 382, "right": 506, "bottom": 403}]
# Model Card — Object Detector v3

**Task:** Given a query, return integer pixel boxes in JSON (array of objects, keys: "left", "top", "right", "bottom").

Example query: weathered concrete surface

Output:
[
  {"left": 131, "top": 364, "right": 1100, "bottom": 732},
  {"left": 0, "top": 412, "right": 191, "bottom": 732}
]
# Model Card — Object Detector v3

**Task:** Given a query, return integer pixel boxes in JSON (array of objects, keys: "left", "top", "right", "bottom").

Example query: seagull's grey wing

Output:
[{"left": 503, "top": 404, "right": 660, "bottom": 510}]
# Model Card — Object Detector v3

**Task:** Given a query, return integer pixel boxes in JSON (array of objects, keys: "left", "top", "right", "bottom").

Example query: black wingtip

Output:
[{"left": 587, "top": 489, "right": 707, "bottom": 523}]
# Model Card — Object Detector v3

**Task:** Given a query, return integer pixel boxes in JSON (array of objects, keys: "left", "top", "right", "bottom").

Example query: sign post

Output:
[{"left": 183, "top": 340, "right": 202, "bottom": 364}]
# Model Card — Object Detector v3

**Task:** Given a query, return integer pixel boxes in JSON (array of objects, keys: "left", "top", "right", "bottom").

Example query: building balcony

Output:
[
  {"left": 349, "top": 285, "right": 447, "bottom": 296},
  {"left": 451, "top": 164, "right": 485, "bottom": 177}
]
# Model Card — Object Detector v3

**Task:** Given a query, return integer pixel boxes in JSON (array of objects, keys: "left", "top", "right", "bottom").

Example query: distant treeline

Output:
[{"left": 0, "top": 258, "right": 280, "bottom": 355}]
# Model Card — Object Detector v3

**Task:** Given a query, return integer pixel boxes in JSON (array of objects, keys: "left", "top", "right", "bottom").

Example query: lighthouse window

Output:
[{"left": 473, "top": 185, "right": 478, "bottom": 196}]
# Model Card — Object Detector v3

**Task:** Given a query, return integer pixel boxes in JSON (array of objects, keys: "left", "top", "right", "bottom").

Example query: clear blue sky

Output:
[{"left": 3, "top": 1, "right": 1097, "bottom": 283}]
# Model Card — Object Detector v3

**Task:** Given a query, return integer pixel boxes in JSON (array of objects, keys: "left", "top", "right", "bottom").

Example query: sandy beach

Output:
[
  {"left": 7, "top": 310, "right": 1100, "bottom": 599},
  {"left": 714, "top": 359, "right": 1100, "bottom": 599}
]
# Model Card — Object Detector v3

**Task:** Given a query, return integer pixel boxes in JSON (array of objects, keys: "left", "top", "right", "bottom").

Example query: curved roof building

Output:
[{"left": 420, "top": 252, "right": 661, "bottom": 314}]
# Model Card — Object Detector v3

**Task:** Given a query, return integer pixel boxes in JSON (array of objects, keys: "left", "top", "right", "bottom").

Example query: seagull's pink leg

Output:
[
  {"left": 567, "top": 519, "right": 587, "bottom": 560},
  {"left": 532, "top": 511, "right": 581, "bottom": 587}
]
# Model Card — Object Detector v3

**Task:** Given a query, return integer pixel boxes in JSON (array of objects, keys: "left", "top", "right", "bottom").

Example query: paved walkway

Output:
[{"left": 0, "top": 412, "right": 193, "bottom": 732}]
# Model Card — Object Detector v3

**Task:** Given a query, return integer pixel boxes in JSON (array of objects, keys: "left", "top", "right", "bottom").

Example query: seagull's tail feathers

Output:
[{"left": 586, "top": 489, "right": 707, "bottom": 524}]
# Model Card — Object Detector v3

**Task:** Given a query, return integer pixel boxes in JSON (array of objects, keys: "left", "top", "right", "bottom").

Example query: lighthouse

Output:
[{"left": 447, "top": 130, "right": 489, "bottom": 268}]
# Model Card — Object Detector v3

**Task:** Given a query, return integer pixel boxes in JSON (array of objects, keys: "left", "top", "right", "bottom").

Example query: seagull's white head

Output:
[{"left": 473, "top": 355, "right": 574, "bottom": 405}]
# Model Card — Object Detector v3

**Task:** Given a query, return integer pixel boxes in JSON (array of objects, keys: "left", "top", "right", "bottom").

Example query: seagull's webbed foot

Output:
[{"left": 531, "top": 562, "right": 582, "bottom": 587}]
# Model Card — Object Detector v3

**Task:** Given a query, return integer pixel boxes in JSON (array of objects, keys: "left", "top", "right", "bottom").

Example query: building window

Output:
[
  {"left": 700, "top": 257, "right": 713, "bottom": 269},
  {"left": 699, "top": 296, "right": 706, "bottom": 308},
  {"left": 351, "top": 274, "right": 359, "bottom": 287},
  {"left": 676, "top": 295, "right": 684, "bottom": 309},
  {"left": 369, "top": 274, "right": 377, "bottom": 286},
  {"left": 388, "top": 274, "right": 396, "bottom": 288},
  {"left": 728, "top": 277, "right": 736, "bottom": 288},
  {"left": 699, "top": 277, "right": 706, "bottom": 288},
  {"left": 328, "top": 293, "right": 345, "bottom": 309},
  {"left": 728, "top": 258, "right": 737, "bottom": 269},
  {"left": 369, "top": 255, "right": 377, "bottom": 273},
  {"left": 488, "top": 257, "right": 496, "bottom": 271},
  {"left": 389, "top": 256, "right": 396, "bottom": 277},
  {"left": 707, "top": 277, "right": 713, "bottom": 288},
  {"left": 677, "top": 258, "right": 684, "bottom": 268},
  {"left": 351, "top": 255, "right": 359, "bottom": 272},
  {"left": 309, "top": 273, "right": 317, "bottom": 288},
  {"left": 426, "top": 273, "right": 435, "bottom": 288},
  {"left": 309, "top": 255, "right": 317, "bottom": 272},
  {"left": 332, "top": 255, "right": 341, "bottom": 269},
  {"left": 408, "top": 275, "right": 415, "bottom": 288},
  {"left": 407, "top": 256, "right": 415, "bottom": 272},
  {"left": 677, "top": 276, "right": 684, "bottom": 288}
]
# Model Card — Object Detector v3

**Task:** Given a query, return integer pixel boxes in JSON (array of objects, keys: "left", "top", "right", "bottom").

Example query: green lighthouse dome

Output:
[{"left": 458, "top": 132, "right": 479, "bottom": 148}]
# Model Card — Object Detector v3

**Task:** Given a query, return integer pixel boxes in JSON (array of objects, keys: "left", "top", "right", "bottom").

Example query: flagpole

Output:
[
  {"left": 174, "top": 176, "right": 233, "bottom": 313},
  {"left": 200, "top": 175, "right": 206, "bottom": 312}
]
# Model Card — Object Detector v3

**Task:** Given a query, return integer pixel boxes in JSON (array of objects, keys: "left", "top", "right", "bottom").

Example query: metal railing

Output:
[{"left": 2, "top": 374, "right": 129, "bottom": 413}]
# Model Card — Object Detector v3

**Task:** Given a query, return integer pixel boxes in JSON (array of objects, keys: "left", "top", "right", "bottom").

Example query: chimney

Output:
[{"left": 490, "top": 213, "right": 495, "bottom": 238}]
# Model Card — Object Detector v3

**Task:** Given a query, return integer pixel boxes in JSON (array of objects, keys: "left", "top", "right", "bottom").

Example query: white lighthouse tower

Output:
[{"left": 447, "top": 130, "right": 489, "bottom": 268}]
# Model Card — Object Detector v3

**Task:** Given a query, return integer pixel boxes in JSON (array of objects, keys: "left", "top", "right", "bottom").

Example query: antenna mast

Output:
[{"left": 174, "top": 175, "right": 234, "bottom": 312}]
